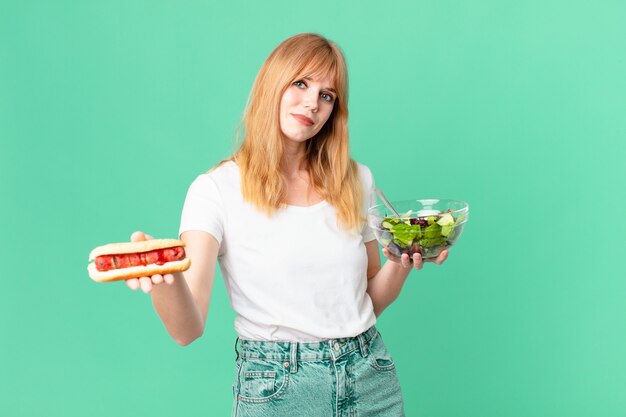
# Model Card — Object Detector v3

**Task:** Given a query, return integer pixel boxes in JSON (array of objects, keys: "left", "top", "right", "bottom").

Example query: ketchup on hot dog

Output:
[{"left": 95, "top": 247, "right": 186, "bottom": 272}]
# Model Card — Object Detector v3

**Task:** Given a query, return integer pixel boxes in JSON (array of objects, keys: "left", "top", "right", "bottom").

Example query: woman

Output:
[{"left": 127, "top": 33, "right": 448, "bottom": 417}]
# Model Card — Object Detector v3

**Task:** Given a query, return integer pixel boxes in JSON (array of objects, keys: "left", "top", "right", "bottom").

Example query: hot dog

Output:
[{"left": 88, "top": 239, "right": 191, "bottom": 282}]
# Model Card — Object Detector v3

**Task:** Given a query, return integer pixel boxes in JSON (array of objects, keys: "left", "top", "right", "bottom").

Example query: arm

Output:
[
  {"left": 365, "top": 241, "right": 410, "bottom": 317},
  {"left": 365, "top": 240, "right": 448, "bottom": 317},
  {"left": 126, "top": 230, "right": 219, "bottom": 346}
]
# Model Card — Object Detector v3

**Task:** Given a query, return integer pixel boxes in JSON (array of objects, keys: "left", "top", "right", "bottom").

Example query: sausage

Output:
[{"left": 94, "top": 247, "right": 186, "bottom": 272}]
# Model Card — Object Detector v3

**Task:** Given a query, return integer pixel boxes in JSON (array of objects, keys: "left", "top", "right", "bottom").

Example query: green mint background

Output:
[{"left": 2, "top": 1, "right": 625, "bottom": 416}]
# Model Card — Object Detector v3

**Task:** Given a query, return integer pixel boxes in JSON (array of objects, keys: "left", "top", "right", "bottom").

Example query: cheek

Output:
[
  {"left": 280, "top": 89, "right": 298, "bottom": 109},
  {"left": 279, "top": 94, "right": 292, "bottom": 131},
  {"left": 319, "top": 106, "right": 334, "bottom": 126},
  {"left": 279, "top": 95, "right": 288, "bottom": 116}
]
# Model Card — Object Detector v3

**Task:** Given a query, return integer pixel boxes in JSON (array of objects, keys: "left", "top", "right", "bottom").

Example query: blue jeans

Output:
[{"left": 232, "top": 326, "right": 405, "bottom": 417}]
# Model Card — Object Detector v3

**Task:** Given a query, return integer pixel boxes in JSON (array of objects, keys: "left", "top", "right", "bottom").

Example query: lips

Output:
[{"left": 291, "top": 113, "right": 314, "bottom": 126}]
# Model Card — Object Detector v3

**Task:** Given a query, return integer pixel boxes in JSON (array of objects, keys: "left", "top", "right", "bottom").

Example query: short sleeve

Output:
[
  {"left": 359, "top": 164, "right": 377, "bottom": 243},
  {"left": 179, "top": 174, "right": 225, "bottom": 244}
]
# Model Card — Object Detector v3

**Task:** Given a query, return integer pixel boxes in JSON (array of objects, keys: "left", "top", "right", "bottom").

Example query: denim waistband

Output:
[{"left": 235, "top": 326, "right": 379, "bottom": 363}]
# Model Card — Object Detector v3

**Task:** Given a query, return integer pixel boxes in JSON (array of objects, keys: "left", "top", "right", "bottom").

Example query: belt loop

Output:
[
  {"left": 290, "top": 341, "right": 298, "bottom": 374},
  {"left": 234, "top": 337, "right": 240, "bottom": 362},
  {"left": 357, "top": 333, "right": 369, "bottom": 357}
]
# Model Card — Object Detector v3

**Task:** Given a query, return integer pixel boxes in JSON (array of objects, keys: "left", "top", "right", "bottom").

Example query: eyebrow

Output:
[{"left": 303, "top": 76, "right": 336, "bottom": 93}]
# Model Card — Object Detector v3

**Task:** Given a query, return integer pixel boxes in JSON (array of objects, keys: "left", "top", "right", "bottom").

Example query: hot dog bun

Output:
[
  {"left": 87, "top": 239, "right": 191, "bottom": 283},
  {"left": 88, "top": 258, "right": 191, "bottom": 282}
]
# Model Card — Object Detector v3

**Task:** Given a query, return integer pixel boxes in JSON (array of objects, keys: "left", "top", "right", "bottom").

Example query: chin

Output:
[{"left": 283, "top": 132, "right": 314, "bottom": 143}]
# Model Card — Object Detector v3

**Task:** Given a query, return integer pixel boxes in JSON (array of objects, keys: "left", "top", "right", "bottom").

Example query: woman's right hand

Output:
[{"left": 125, "top": 231, "right": 176, "bottom": 293}]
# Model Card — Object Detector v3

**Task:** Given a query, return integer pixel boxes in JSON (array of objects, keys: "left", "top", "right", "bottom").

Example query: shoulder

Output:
[
  {"left": 188, "top": 160, "right": 239, "bottom": 189},
  {"left": 183, "top": 160, "right": 237, "bottom": 198},
  {"left": 206, "top": 160, "right": 239, "bottom": 182}
]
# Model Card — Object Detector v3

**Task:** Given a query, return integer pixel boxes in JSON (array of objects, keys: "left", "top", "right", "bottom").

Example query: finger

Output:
[
  {"left": 430, "top": 249, "right": 449, "bottom": 265},
  {"left": 401, "top": 253, "right": 411, "bottom": 268},
  {"left": 126, "top": 278, "right": 140, "bottom": 290},
  {"left": 151, "top": 274, "right": 164, "bottom": 285},
  {"left": 131, "top": 231, "right": 155, "bottom": 242},
  {"left": 163, "top": 273, "right": 175, "bottom": 285},
  {"left": 438, "top": 250, "right": 449, "bottom": 264},
  {"left": 413, "top": 253, "right": 424, "bottom": 270},
  {"left": 382, "top": 248, "right": 402, "bottom": 263},
  {"left": 131, "top": 231, "right": 146, "bottom": 242},
  {"left": 139, "top": 277, "right": 153, "bottom": 293}
]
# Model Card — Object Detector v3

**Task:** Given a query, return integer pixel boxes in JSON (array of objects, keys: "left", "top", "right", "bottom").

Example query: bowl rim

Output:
[{"left": 367, "top": 198, "right": 469, "bottom": 221}]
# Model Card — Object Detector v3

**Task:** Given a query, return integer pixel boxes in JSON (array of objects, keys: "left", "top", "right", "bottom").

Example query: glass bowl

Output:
[{"left": 367, "top": 199, "right": 469, "bottom": 259}]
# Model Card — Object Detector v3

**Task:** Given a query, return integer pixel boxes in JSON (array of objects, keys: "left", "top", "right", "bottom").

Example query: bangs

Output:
[{"left": 296, "top": 47, "right": 342, "bottom": 91}]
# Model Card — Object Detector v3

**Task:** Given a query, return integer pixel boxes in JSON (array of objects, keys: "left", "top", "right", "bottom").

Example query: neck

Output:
[{"left": 281, "top": 140, "right": 308, "bottom": 178}]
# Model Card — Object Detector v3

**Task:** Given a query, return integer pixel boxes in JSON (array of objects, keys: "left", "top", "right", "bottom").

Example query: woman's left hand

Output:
[{"left": 382, "top": 248, "right": 448, "bottom": 270}]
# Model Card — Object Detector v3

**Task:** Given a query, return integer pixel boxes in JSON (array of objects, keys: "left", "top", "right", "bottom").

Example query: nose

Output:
[{"left": 303, "top": 91, "right": 318, "bottom": 113}]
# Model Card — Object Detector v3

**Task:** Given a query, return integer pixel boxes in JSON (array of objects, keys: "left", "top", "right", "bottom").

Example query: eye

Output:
[
  {"left": 293, "top": 80, "right": 307, "bottom": 88},
  {"left": 320, "top": 93, "right": 335, "bottom": 103}
]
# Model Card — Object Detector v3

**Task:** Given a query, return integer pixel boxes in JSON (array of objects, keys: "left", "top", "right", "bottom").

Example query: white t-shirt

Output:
[{"left": 179, "top": 160, "right": 378, "bottom": 341}]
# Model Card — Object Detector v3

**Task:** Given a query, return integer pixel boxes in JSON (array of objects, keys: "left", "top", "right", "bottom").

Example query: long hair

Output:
[{"left": 232, "top": 33, "right": 363, "bottom": 230}]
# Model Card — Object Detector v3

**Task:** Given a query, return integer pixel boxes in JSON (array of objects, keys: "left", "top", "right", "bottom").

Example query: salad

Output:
[{"left": 373, "top": 210, "right": 466, "bottom": 259}]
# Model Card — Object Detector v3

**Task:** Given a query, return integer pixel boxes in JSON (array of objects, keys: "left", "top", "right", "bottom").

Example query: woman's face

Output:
[{"left": 279, "top": 75, "right": 336, "bottom": 144}]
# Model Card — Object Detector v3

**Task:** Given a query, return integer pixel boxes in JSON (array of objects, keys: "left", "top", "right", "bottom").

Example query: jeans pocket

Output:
[
  {"left": 242, "top": 371, "right": 276, "bottom": 398},
  {"left": 368, "top": 332, "right": 396, "bottom": 372},
  {"left": 236, "top": 358, "right": 290, "bottom": 403}
]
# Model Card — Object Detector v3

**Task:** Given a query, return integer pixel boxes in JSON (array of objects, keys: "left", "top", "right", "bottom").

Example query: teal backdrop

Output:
[{"left": 1, "top": 1, "right": 625, "bottom": 416}]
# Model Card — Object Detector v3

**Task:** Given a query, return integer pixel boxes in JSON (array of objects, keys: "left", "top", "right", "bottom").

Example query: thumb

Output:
[{"left": 131, "top": 231, "right": 155, "bottom": 242}]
